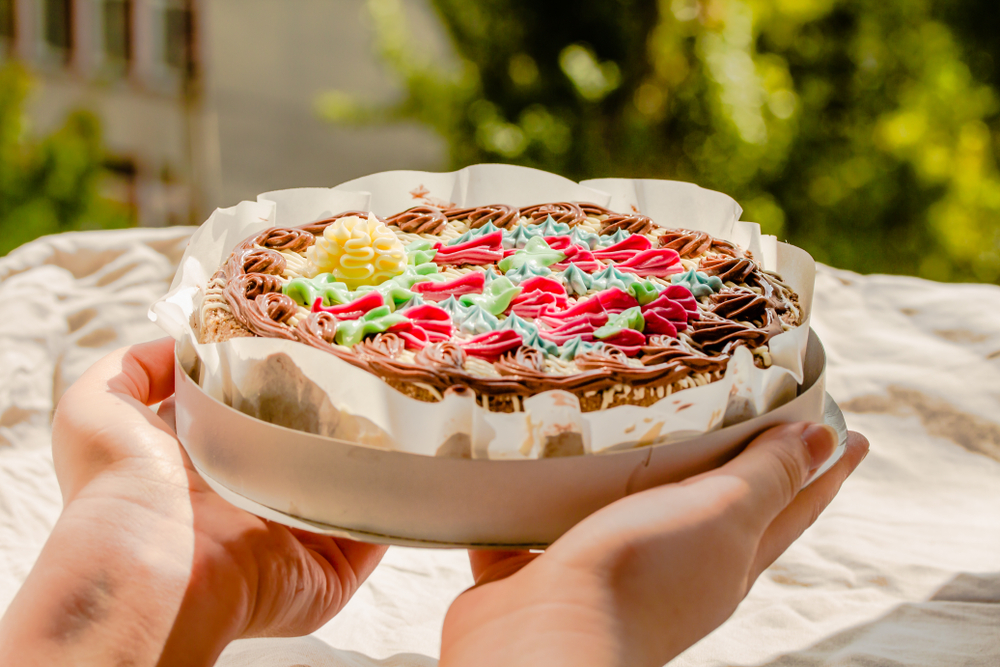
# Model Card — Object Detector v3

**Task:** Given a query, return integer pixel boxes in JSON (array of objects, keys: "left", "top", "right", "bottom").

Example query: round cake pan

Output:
[{"left": 174, "top": 330, "right": 839, "bottom": 548}]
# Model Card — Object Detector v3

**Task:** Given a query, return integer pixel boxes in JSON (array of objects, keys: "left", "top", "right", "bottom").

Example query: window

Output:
[
  {"left": 42, "top": 0, "right": 73, "bottom": 58},
  {"left": 162, "top": 0, "right": 192, "bottom": 74},
  {"left": 102, "top": 0, "right": 132, "bottom": 66},
  {"left": 0, "top": 0, "right": 15, "bottom": 51}
]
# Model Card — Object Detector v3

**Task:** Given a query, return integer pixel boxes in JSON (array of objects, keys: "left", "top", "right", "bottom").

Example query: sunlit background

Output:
[{"left": 2, "top": 0, "right": 998, "bottom": 283}]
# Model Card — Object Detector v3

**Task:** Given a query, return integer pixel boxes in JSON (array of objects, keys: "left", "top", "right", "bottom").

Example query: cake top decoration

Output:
[{"left": 202, "top": 198, "right": 803, "bottom": 413}]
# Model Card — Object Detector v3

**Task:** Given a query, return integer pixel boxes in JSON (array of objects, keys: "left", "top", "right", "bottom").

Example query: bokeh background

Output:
[{"left": 2, "top": 0, "right": 998, "bottom": 283}]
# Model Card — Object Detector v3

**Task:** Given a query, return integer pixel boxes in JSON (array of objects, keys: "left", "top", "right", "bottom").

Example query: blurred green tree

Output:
[
  {"left": 0, "top": 64, "right": 131, "bottom": 256},
  {"left": 320, "top": 0, "right": 1000, "bottom": 283}
]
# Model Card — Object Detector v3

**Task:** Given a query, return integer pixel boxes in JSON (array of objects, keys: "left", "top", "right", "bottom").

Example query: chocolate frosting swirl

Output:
[
  {"left": 519, "top": 202, "right": 587, "bottom": 226},
  {"left": 660, "top": 229, "right": 745, "bottom": 258},
  {"left": 700, "top": 255, "right": 756, "bottom": 283},
  {"left": 386, "top": 206, "right": 448, "bottom": 235},
  {"left": 225, "top": 289, "right": 299, "bottom": 340},
  {"left": 355, "top": 332, "right": 407, "bottom": 360},
  {"left": 234, "top": 273, "right": 283, "bottom": 300},
  {"left": 496, "top": 346, "right": 546, "bottom": 374},
  {"left": 239, "top": 248, "right": 287, "bottom": 275},
  {"left": 710, "top": 289, "right": 769, "bottom": 323},
  {"left": 446, "top": 204, "right": 519, "bottom": 230},
  {"left": 258, "top": 227, "right": 314, "bottom": 253},
  {"left": 641, "top": 336, "right": 729, "bottom": 373},
  {"left": 492, "top": 352, "right": 614, "bottom": 395},
  {"left": 257, "top": 292, "right": 297, "bottom": 323},
  {"left": 415, "top": 341, "right": 467, "bottom": 371},
  {"left": 296, "top": 311, "right": 340, "bottom": 346},
  {"left": 577, "top": 202, "right": 612, "bottom": 217},
  {"left": 574, "top": 347, "right": 695, "bottom": 388},
  {"left": 601, "top": 213, "right": 655, "bottom": 236},
  {"left": 659, "top": 229, "right": 712, "bottom": 257},
  {"left": 688, "top": 317, "right": 768, "bottom": 353}
]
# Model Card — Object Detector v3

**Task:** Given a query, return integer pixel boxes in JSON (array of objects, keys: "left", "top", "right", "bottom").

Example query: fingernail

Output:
[{"left": 802, "top": 423, "right": 838, "bottom": 471}]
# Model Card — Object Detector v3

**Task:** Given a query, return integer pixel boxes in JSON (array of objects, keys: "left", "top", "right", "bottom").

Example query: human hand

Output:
[
  {"left": 441, "top": 423, "right": 869, "bottom": 667},
  {"left": 0, "top": 338, "right": 386, "bottom": 666}
]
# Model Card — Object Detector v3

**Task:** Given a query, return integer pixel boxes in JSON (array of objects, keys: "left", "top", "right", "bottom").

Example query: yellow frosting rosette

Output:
[{"left": 305, "top": 213, "right": 407, "bottom": 288}]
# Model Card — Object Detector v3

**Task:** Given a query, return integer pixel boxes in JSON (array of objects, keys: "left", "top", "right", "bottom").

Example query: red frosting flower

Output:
[
  {"left": 460, "top": 329, "right": 523, "bottom": 361},
  {"left": 412, "top": 271, "right": 486, "bottom": 301},
  {"left": 401, "top": 304, "right": 454, "bottom": 341},
  {"left": 551, "top": 244, "right": 602, "bottom": 272},
  {"left": 600, "top": 329, "right": 645, "bottom": 356},
  {"left": 543, "top": 288, "right": 639, "bottom": 321},
  {"left": 537, "top": 318, "right": 602, "bottom": 345},
  {"left": 312, "top": 291, "right": 384, "bottom": 319},
  {"left": 616, "top": 248, "right": 683, "bottom": 277},
  {"left": 639, "top": 285, "right": 699, "bottom": 337},
  {"left": 433, "top": 231, "right": 504, "bottom": 265},
  {"left": 592, "top": 235, "right": 651, "bottom": 262}
]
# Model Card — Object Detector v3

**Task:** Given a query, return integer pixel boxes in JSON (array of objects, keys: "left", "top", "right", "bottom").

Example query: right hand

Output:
[{"left": 440, "top": 423, "right": 869, "bottom": 667}]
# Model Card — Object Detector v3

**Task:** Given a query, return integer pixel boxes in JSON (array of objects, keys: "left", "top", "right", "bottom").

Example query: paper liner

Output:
[
  {"left": 151, "top": 165, "right": 816, "bottom": 459},
  {"left": 172, "top": 331, "right": 831, "bottom": 547}
]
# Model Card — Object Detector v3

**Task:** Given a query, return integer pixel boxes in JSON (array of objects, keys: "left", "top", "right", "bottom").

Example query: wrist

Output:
[
  {"left": 440, "top": 562, "right": 638, "bottom": 667},
  {"left": 73, "top": 473, "right": 252, "bottom": 664},
  {"left": 0, "top": 474, "right": 247, "bottom": 667}
]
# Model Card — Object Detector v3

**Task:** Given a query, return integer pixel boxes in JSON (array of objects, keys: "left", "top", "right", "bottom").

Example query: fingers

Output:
[
  {"left": 286, "top": 529, "right": 389, "bottom": 609},
  {"left": 705, "top": 422, "right": 839, "bottom": 534},
  {"left": 468, "top": 550, "right": 539, "bottom": 586},
  {"left": 52, "top": 338, "right": 179, "bottom": 499},
  {"left": 102, "top": 338, "right": 177, "bottom": 405},
  {"left": 749, "top": 431, "right": 869, "bottom": 581}
]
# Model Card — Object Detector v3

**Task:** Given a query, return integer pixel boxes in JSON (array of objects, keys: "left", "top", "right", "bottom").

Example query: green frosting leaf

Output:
[
  {"left": 283, "top": 274, "right": 351, "bottom": 308},
  {"left": 334, "top": 305, "right": 407, "bottom": 346},
  {"left": 405, "top": 239, "right": 438, "bottom": 265},
  {"left": 498, "top": 236, "right": 566, "bottom": 272},
  {"left": 594, "top": 306, "right": 645, "bottom": 339},
  {"left": 459, "top": 276, "right": 522, "bottom": 315},
  {"left": 628, "top": 279, "right": 664, "bottom": 305}
]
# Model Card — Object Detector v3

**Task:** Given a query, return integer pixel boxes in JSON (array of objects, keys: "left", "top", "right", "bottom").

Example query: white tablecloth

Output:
[{"left": 1, "top": 228, "right": 997, "bottom": 666}]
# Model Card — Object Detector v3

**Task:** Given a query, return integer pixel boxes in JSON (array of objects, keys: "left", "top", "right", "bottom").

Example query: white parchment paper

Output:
[{"left": 150, "top": 165, "right": 815, "bottom": 459}]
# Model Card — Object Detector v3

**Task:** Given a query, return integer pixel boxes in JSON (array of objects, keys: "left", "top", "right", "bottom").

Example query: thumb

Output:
[{"left": 703, "top": 422, "right": 838, "bottom": 534}]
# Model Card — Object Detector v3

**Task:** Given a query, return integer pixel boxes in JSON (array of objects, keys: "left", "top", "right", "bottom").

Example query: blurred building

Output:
[{"left": 0, "top": 0, "right": 445, "bottom": 226}]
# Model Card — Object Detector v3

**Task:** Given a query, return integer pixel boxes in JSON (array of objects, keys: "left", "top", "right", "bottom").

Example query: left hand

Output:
[{"left": 0, "top": 338, "right": 386, "bottom": 666}]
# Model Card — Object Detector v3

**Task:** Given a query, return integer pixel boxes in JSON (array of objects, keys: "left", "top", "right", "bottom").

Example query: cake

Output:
[{"left": 199, "top": 201, "right": 803, "bottom": 413}]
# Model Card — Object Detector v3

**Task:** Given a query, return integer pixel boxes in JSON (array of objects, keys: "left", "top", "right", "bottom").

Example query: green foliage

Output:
[
  {"left": 321, "top": 0, "right": 1000, "bottom": 283},
  {"left": 0, "top": 64, "right": 131, "bottom": 256}
]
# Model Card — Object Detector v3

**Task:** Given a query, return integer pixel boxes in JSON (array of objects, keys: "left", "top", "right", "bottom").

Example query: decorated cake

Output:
[{"left": 200, "top": 201, "right": 803, "bottom": 413}]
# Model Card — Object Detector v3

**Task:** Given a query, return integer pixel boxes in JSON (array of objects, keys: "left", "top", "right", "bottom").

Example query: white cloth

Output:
[{"left": 1, "top": 228, "right": 997, "bottom": 666}]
